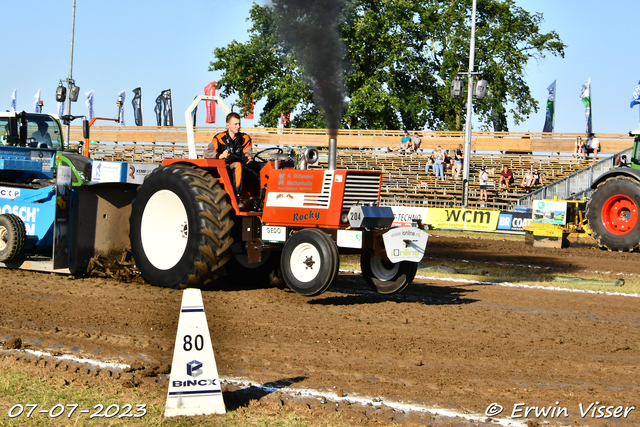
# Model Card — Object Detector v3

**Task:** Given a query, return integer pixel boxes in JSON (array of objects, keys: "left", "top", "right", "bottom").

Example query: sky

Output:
[{"left": 2, "top": 1, "right": 639, "bottom": 134}]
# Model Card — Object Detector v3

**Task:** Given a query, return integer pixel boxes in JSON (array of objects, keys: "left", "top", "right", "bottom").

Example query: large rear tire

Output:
[
  {"left": 586, "top": 176, "right": 640, "bottom": 251},
  {"left": 130, "top": 164, "right": 234, "bottom": 288},
  {"left": 281, "top": 229, "right": 339, "bottom": 296},
  {"left": 0, "top": 214, "right": 26, "bottom": 263},
  {"left": 361, "top": 252, "right": 417, "bottom": 295}
]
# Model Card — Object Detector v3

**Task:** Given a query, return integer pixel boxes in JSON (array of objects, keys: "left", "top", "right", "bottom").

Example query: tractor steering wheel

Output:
[{"left": 254, "top": 147, "right": 285, "bottom": 163}]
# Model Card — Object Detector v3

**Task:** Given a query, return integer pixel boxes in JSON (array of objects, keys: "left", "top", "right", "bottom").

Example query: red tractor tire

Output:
[{"left": 586, "top": 176, "right": 640, "bottom": 252}]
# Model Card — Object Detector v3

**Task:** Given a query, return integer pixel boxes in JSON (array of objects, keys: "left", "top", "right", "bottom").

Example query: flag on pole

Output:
[
  {"left": 117, "top": 90, "right": 126, "bottom": 126},
  {"left": 243, "top": 97, "right": 255, "bottom": 120},
  {"left": 57, "top": 100, "right": 65, "bottom": 116},
  {"left": 154, "top": 94, "right": 163, "bottom": 126},
  {"left": 85, "top": 90, "right": 95, "bottom": 121},
  {"left": 580, "top": 77, "right": 592, "bottom": 134},
  {"left": 131, "top": 87, "right": 143, "bottom": 126},
  {"left": 161, "top": 89, "right": 173, "bottom": 126},
  {"left": 204, "top": 81, "right": 216, "bottom": 123},
  {"left": 631, "top": 81, "right": 640, "bottom": 108},
  {"left": 10, "top": 90, "right": 17, "bottom": 112},
  {"left": 34, "top": 89, "right": 41, "bottom": 113},
  {"left": 542, "top": 80, "right": 556, "bottom": 133}
]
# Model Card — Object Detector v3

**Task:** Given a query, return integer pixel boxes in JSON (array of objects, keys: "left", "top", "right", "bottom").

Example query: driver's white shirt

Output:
[{"left": 32, "top": 131, "right": 52, "bottom": 148}]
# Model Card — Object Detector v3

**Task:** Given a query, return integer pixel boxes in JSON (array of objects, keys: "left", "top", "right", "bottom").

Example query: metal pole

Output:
[
  {"left": 64, "top": 0, "right": 76, "bottom": 146},
  {"left": 461, "top": 0, "right": 477, "bottom": 208}
]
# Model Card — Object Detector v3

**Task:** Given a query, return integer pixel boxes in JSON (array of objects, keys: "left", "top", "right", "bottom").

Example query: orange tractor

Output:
[{"left": 129, "top": 96, "right": 428, "bottom": 296}]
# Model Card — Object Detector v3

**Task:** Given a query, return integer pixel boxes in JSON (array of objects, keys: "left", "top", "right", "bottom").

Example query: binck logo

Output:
[
  {"left": 172, "top": 378, "right": 218, "bottom": 387},
  {"left": 445, "top": 209, "right": 492, "bottom": 224},
  {"left": 186, "top": 360, "right": 203, "bottom": 377}
]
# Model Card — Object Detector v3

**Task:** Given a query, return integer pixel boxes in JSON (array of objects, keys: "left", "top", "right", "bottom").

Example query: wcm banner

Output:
[{"left": 426, "top": 207, "right": 500, "bottom": 231}]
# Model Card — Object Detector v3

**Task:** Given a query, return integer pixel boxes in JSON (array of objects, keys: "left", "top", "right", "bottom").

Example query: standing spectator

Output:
[
  {"left": 409, "top": 132, "right": 422, "bottom": 151},
  {"left": 582, "top": 133, "right": 600, "bottom": 160},
  {"left": 573, "top": 136, "right": 584, "bottom": 157},
  {"left": 520, "top": 168, "right": 534, "bottom": 188},
  {"left": 432, "top": 145, "right": 445, "bottom": 180},
  {"left": 498, "top": 165, "right": 514, "bottom": 193},
  {"left": 532, "top": 168, "right": 544, "bottom": 186},
  {"left": 453, "top": 144, "right": 464, "bottom": 179},
  {"left": 478, "top": 166, "right": 489, "bottom": 205},
  {"left": 390, "top": 130, "right": 411, "bottom": 152}
]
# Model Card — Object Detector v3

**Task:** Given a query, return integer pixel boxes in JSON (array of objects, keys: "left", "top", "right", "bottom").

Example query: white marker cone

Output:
[{"left": 164, "top": 289, "right": 226, "bottom": 417}]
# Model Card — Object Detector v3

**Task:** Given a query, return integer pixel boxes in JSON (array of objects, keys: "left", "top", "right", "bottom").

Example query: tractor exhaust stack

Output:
[{"left": 328, "top": 137, "right": 337, "bottom": 170}]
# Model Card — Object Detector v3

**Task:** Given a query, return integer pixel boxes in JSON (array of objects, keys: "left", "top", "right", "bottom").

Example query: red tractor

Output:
[{"left": 128, "top": 96, "right": 428, "bottom": 296}]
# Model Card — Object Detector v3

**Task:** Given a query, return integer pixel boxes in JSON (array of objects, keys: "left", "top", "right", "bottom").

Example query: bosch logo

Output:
[{"left": 187, "top": 360, "right": 203, "bottom": 377}]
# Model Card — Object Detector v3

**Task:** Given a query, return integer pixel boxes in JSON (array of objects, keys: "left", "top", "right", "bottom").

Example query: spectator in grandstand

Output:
[
  {"left": 432, "top": 145, "right": 445, "bottom": 180},
  {"left": 408, "top": 132, "right": 422, "bottom": 151},
  {"left": 478, "top": 166, "right": 489, "bottom": 205},
  {"left": 532, "top": 169, "right": 544, "bottom": 186},
  {"left": 582, "top": 133, "right": 600, "bottom": 161},
  {"left": 443, "top": 150, "right": 454, "bottom": 177},
  {"left": 390, "top": 130, "right": 411, "bottom": 152},
  {"left": 498, "top": 165, "right": 514, "bottom": 192},
  {"left": 425, "top": 151, "right": 434, "bottom": 174},
  {"left": 453, "top": 144, "right": 463, "bottom": 179},
  {"left": 573, "top": 136, "right": 584, "bottom": 157},
  {"left": 520, "top": 168, "right": 534, "bottom": 188}
]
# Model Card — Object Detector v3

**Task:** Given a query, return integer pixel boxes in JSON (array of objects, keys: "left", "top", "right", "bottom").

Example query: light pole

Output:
[
  {"left": 461, "top": 0, "right": 477, "bottom": 208},
  {"left": 64, "top": 0, "right": 77, "bottom": 146}
]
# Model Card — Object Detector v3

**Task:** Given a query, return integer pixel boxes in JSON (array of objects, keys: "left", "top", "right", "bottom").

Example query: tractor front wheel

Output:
[
  {"left": 0, "top": 214, "right": 26, "bottom": 263},
  {"left": 281, "top": 229, "right": 339, "bottom": 296},
  {"left": 361, "top": 252, "right": 417, "bottom": 295},
  {"left": 130, "top": 164, "right": 234, "bottom": 288},
  {"left": 586, "top": 176, "right": 640, "bottom": 251}
]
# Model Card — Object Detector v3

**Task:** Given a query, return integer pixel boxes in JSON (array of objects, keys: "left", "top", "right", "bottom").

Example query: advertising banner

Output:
[
  {"left": 532, "top": 200, "right": 568, "bottom": 225},
  {"left": 388, "top": 206, "right": 429, "bottom": 227},
  {"left": 426, "top": 207, "right": 500, "bottom": 231},
  {"left": 497, "top": 211, "right": 533, "bottom": 233}
]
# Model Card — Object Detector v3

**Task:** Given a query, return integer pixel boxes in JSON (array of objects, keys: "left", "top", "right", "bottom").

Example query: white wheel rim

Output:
[
  {"left": 289, "top": 242, "right": 321, "bottom": 283},
  {"left": 140, "top": 190, "right": 189, "bottom": 270},
  {"left": 370, "top": 257, "right": 399, "bottom": 281},
  {"left": 0, "top": 227, "right": 7, "bottom": 251}
]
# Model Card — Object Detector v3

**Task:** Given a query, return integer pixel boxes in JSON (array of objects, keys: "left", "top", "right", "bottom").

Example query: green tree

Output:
[{"left": 210, "top": 0, "right": 565, "bottom": 131}]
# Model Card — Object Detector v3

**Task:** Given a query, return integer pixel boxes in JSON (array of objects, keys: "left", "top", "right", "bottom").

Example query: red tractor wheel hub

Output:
[{"left": 601, "top": 194, "right": 638, "bottom": 235}]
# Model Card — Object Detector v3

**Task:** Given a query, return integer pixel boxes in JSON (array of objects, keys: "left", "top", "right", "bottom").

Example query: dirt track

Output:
[{"left": 1, "top": 234, "right": 639, "bottom": 426}]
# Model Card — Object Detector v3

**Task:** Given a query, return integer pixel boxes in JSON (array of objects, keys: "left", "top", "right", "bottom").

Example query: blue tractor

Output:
[{"left": 0, "top": 111, "right": 139, "bottom": 273}]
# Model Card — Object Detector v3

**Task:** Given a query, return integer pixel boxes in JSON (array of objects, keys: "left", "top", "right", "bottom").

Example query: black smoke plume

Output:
[{"left": 273, "top": 0, "right": 346, "bottom": 137}]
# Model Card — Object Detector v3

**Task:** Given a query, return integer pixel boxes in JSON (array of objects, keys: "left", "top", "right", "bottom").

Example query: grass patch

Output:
[{"left": 0, "top": 366, "right": 347, "bottom": 427}]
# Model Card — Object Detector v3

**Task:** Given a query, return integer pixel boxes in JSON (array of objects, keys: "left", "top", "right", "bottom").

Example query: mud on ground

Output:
[{"left": 1, "top": 234, "right": 639, "bottom": 426}]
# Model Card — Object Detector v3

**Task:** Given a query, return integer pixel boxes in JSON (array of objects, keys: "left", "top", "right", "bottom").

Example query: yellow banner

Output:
[{"left": 426, "top": 207, "right": 500, "bottom": 231}]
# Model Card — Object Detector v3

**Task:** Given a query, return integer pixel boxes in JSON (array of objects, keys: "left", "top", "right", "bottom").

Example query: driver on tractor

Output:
[{"left": 203, "top": 112, "right": 259, "bottom": 209}]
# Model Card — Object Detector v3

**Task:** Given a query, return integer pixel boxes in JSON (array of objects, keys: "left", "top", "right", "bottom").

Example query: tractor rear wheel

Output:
[
  {"left": 281, "top": 229, "right": 339, "bottom": 296},
  {"left": 586, "top": 176, "right": 640, "bottom": 252},
  {"left": 130, "top": 164, "right": 234, "bottom": 288},
  {"left": 361, "top": 252, "right": 417, "bottom": 295},
  {"left": 0, "top": 214, "right": 26, "bottom": 263}
]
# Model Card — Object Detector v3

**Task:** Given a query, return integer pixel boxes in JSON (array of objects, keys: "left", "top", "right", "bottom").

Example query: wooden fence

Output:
[{"left": 68, "top": 126, "right": 634, "bottom": 155}]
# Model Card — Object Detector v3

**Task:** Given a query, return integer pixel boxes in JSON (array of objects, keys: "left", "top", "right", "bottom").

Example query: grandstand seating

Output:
[{"left": 319, "top": 149, "right": 599, "bottom": 210}]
